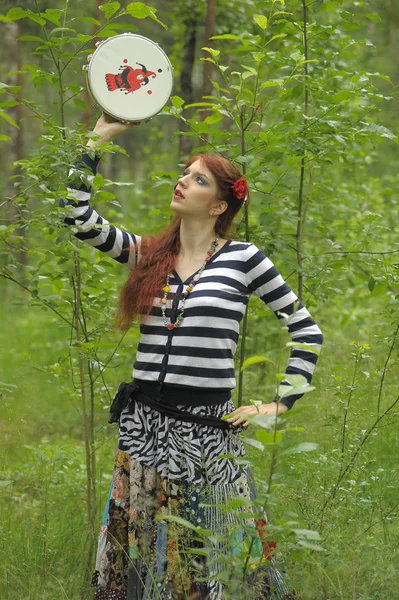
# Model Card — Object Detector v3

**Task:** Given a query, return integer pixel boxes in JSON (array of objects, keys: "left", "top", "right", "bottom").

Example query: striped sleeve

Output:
[
  {"left": 245, "top": 245, "right": 323, "bottom": 409},
  {"left": 59, "top": 153, "right": 141, "bottom": 269}
]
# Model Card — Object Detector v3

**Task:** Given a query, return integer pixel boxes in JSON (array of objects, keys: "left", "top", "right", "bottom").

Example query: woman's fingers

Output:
[
  {"left": 225, "top": 405, "right": 260, "bottom": 428},
  {"left": 226, "top": 406, "right": 255, "bottom": 419},
  {"left": 231, "top": 417, "right": 250, "bottom": 428}
]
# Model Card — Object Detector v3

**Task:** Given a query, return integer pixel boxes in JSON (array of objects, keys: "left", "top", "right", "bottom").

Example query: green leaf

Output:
[
  {"left": 280, "top": 443, "right": 318, "bottom": 456},
  {"left": 18, "top": 35, "right": 44, "bottom": 42},
  {"left": 6, "top": 7, "right": 27, "bottom": 20},
  {"left": 285, "top": 342, "right": 320, "bottom": 355},
  {"left": 205, "top": 113, "right": 223, "bottom": 125},
  {"left": 155, "top": 514, "right": 198, "bottom": 532},
  {"left": 273, "top": 11, "right": 293, "bottom": 17},
  {"left": 76, "top": 34, "right": 93, "bottom": 43},
  {"left": 253, "top": 53, "right": 265, "bottom": 63},
  {"left": 241, "top": 65, "right": 257, "bottom": 76},
  {"left": 0, "top": 134, "right": 11, "bottom": 141},
  {"left": 171, "top": 96, "right": 184, "bottom": 109},
  {"left": 50, "top": 27, "right": 76, "bottom": 37},
  {"left": 26, "top": 11, "right": 47, "bottom": 26},
  {"left": 332, "top": 133, "right": 346, "bottom": 147},
  {"left": 202, "top": 46, "right": 220, "bottom": 58},
  {"left": 296, "top": 540, "right": 325, "bottom": 551},
  {"left": 368, "top": 72, "right": 393, "bottom": 85},
  {"left": 71, "top": 16, "right": 102, "bottom": 26},
  {"left": 260, "top": 79, "right": 284, "bottom": 89},
  {"left": 0, "top": 100, "right": 20, "bottom": 108},
  {"left": 254, "top": 15, "right": 268, "bottom": 30},
  {"left": 278, "top": 384, "right": 315, "bottom": 398},
  {"left": 184, "top": 102, "right": 216, "bottom": 109},
  {"left": 125, "top": 3, "right": 167, "bottom": 29},
  {"left": 256, "top": 429, "right": 282, "bottom": 444},
  {"left": 210, "top": 34, "right": 241, "bottom": 40},
  {"left": 99, "top": 2, "right": 121, "bottom": 20},
  {"left": 242, "top": 71, "right": 256, "bottom": 81},
  {"left": 332, "top": 90, "right": 351, "bottom": 103},
  {"left": 290, "top": 51, "right": 303, "bottom": 62},
  {"left": 368, "top": 276, "right": 376, "bottom": 292},
  {"left": 369, "top": 283, "right": 387, "bottom": 297},
  {"left": 241, "top": 355, "right": 275, "bottom": 371},
  {"left": 364, "top": 12, "right": 381, "bottom": 22},
  {"left": 242, "top": 437, "right": 264, "bottom": 452},
  {"left": 250, "top": 414, "right": 278, "bottom": 430},
  {"left": 292, "top": 528, "right": 321, "bottom": 540},
  {"left": 0, "top": 110, "right": 19, "bottom": 129},
  {"left": 361, "top": 122, "right": 397, "bottom": 141},
  {"left": 95, "top": 30, "right": 118, "bottom": 38},
  {"left": 266, "top": 34, "right": 287, "bottom": 45},
  {"left": 43, "top": 9, "right": 63, "bottom": 26},
  {"left": 93, "top": 191, "right": 116, "bottom": 202},
  {"left": 73, "top": 98, "right": 88, "bottom": 110}
]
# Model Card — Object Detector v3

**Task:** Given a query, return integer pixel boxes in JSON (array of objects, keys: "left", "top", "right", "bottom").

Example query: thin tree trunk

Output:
[
  {"left": 179, "top": 9, "right": 199, "bottom": 158},
  {"left": 5, "top": 21, "right": 25, "bottom": 269},
  {"left": 83, "top": 0, "right": 103, "bottom": 128},
  {"left": 388, "top": 0, "right": 397, "bottom": 47},
  {"left": 73, "top": 258, "right": 96, "bottom": 577},
  {"left": 202, "top": 0, "right": 216, "bottom": 101},
  {"left": 296, "top": 1, "right": 310, "bottom": 302}
]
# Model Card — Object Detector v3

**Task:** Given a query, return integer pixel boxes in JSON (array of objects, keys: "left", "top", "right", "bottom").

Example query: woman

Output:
[{"left": 61, "top": 114, "right": 323, "bottom": 600}]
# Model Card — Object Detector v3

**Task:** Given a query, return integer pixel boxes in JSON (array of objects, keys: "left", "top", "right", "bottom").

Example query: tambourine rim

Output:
[{"left": 87, "top": 33, "right": 174, "bottom": 122}]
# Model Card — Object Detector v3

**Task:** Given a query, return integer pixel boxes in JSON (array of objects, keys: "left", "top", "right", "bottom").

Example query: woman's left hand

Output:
[{"left": 225, "top": 402, "right": 288, "bottom": 428}]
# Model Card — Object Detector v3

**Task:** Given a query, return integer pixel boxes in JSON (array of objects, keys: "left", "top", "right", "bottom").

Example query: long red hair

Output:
[{"left": 116, "top": 153, "right": 248, "bottom": 331}]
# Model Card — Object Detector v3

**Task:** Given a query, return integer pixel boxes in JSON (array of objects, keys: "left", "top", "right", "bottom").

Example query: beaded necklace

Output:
[{"left": 161, "top": 235, "right": 219, "bottom": 330}]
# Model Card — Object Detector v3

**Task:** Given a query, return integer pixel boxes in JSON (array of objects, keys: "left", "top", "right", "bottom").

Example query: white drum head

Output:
[{"left": 87, "top": 34, "right": 173, "bottom": 122}]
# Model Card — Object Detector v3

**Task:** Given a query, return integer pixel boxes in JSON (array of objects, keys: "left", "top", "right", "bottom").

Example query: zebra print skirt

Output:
[{"left": 92, "top": 396, "right": 292, "bottom": 600}]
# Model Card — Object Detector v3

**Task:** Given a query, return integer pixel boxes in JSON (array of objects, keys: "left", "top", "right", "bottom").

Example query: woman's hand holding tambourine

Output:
[{"left": 86, "top": 113, "right": 149, "bottom": 149}]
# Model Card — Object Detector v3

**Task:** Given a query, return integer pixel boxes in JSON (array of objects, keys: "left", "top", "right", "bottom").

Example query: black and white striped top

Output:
[{"left": 60, "top": 153, "right": 323, "bottom": 408}]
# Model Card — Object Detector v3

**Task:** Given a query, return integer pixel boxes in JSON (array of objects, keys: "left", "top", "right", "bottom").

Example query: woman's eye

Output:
[{"left": 180, "top": 171, "right": 206, "bottom": 185}]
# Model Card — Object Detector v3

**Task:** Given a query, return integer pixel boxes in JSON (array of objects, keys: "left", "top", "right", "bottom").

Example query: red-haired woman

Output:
[{"left": 61, "top": 114, "right": 323, "bottom": 600}]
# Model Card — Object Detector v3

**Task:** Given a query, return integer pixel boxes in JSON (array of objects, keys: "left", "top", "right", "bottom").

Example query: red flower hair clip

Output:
[{"left": 231, "top": 177, "right": 248, "bottom": 202}]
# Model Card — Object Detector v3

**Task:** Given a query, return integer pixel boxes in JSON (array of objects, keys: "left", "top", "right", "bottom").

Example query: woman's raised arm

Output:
[{"left": 59, "top": 114, "right": 142, "bottom": 270}]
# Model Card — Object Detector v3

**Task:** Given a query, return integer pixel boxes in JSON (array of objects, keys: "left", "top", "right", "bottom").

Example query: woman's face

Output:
[{"left": 170, "top": 159, "right": 223, "bottom": 219}]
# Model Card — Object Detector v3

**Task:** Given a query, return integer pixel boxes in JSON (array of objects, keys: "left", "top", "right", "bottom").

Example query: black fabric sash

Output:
[{"left": 109, "top": 380, "right": 232, "bottom": 430}]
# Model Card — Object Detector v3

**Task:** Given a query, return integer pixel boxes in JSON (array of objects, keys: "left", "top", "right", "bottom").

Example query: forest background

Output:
[{"left": 0, "top": 0, "right": 398, "bottom": 598}]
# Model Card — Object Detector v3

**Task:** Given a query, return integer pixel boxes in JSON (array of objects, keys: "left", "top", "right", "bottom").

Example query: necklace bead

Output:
[{"left": 161, "top": 235, "right": 219, "bottom": 329}]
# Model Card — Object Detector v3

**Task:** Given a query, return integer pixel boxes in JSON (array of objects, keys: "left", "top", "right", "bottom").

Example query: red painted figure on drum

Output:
[{"left": 105, "top": 60, "right": 158, "bottom": 95}]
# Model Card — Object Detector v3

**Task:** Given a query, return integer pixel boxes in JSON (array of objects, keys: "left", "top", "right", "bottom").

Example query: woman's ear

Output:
[{"left": 210, "top": 200, "right": 228, "bottom": 217}]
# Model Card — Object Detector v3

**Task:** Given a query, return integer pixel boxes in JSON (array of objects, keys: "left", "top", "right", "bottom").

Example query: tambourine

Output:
[{"left": 84, "top": 33, "right": 174, "bottom": 123}]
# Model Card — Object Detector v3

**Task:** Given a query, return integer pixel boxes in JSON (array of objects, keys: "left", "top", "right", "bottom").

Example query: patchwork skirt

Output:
[{"left": 92, "top": 396, "right": 292, "bottom": 600}]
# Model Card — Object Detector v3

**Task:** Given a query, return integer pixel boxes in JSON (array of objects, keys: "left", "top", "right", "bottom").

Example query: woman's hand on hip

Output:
[{"left": 225, "top": 401, "right": 288, "bottom": 428}]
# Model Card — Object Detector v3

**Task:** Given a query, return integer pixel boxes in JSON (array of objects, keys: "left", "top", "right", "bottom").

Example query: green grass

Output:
[
  {"left": 0, "top": 298, "right": 118, "bottom": 600},
  {"left": 0, "top": 295, "right": 398, "bottom": 599}
]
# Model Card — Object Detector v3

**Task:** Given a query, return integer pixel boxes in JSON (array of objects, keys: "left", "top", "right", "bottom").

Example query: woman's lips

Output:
[{"left": 173, "top": 188, "right": 185, "bottom": 200}]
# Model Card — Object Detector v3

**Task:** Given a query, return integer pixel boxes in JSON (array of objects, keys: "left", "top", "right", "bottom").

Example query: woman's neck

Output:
[{"left": 178, "top": 220, "right": 219, "bottom": 258}]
